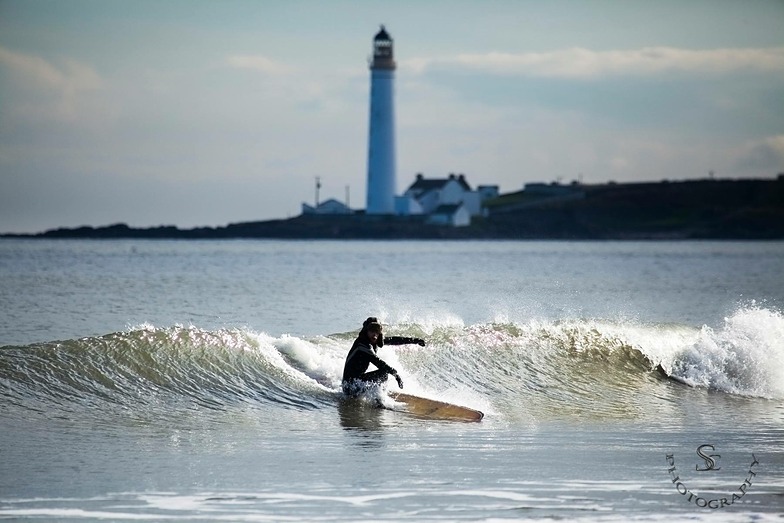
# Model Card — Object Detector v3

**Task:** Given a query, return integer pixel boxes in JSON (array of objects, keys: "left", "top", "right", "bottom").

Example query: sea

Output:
[{"left": 1, "top": 239, "right": 782, "bottom": 522}]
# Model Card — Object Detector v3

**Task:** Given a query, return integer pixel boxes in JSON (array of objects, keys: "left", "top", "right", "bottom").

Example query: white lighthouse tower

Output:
[{"left": 365, "top": 25, "right": 397, "bottom": 214}]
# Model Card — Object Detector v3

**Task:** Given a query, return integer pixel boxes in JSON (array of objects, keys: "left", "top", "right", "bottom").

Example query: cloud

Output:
[
  {"left": 226, "top": 54, "right": 295, "bottom": 75},
  {"left": 405, "top": 46, "right": 784, "bottom": 79},
  {"left": 735, "top": 135, "right": 784, "bottom": 174},
  {"left": 0, "top": 45, "right": 103, "bottom": 91},
  {"left": 0, "top": 46, "right": 104, "bottom": 123}
]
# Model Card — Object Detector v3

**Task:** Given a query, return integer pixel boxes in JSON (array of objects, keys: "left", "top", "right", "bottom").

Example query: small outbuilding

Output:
[{"left": 301, "top": 199, "right": 353, "bottom": 215}]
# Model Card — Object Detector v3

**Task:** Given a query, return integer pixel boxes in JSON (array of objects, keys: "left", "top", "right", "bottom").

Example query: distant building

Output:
[
  {"left": 301, "top": 199, "right": 353, "bottom": 215},
  {"left": 394, "top": 173, "right": 497, "bottom": 224},
  {"left": 426, "top": 204, "right": 471, "bottom": 227},
  {"left": 477, "top": 185, "right": 500, "bottom": 201}
]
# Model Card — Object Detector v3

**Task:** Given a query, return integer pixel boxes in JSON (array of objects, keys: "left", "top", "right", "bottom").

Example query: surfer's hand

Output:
[
  {"left": 415, "top": 338, "right": 425, "bottom": 346},
  {"left": 394, "top": 373, "right": 404, "bottom": 389}
]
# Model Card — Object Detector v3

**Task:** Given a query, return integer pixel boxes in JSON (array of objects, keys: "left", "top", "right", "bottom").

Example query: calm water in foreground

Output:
[{"left": 1, "top": 239, "right": 783, "bottom": 522}]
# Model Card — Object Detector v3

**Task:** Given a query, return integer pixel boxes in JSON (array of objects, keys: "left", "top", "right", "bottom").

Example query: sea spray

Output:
[{"left": 665, "top": 305, "right": 784, "bottom": 399}]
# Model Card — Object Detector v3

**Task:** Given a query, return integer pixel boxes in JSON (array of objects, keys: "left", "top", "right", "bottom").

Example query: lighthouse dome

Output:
[{"left": 374, "top": 25, "right": 392, "bottom": 41}]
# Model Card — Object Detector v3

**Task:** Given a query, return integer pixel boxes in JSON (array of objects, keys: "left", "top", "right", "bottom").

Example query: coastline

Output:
[{"left": 4, "top": 178, "right": 783, "bottom": 240}]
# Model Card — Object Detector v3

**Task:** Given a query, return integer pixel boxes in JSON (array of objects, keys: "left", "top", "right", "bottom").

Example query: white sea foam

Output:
[{"left": 664, "top": 304, "right": 784, "bottom": 399}]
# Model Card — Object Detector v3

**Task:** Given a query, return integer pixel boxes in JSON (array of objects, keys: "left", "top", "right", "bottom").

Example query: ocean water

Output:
[{"left": 1, "top": 239, "right": 782, "bottom": 522}]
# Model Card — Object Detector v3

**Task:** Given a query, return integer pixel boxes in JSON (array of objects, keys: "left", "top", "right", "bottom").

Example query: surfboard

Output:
[{"left": 387, "top": 392, "right": 484, "bottom": 422}]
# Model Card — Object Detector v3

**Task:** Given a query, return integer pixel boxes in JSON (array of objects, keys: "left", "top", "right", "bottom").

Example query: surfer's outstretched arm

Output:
[{"left": 379, "top": 335, "right": 425, "bottom": 347}]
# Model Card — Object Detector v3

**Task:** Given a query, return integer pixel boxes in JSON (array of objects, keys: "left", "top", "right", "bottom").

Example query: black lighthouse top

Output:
[{"left": 370, "top": 25, "right": 396, "bottom": 70}]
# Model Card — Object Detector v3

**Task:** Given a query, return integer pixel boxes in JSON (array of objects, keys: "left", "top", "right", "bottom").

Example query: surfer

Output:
[{"left": 341, "top": 317, "right": 425, "bottom": 396}]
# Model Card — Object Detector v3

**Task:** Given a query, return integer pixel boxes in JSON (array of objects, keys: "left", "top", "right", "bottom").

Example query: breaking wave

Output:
[{"left": 1, "top": 304, "right": 782, "bottom": 423}]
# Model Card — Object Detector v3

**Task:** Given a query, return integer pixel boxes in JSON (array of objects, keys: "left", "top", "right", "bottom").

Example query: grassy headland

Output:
[{"left": 5, "top": 177, "right": 783, "bottom": 240}]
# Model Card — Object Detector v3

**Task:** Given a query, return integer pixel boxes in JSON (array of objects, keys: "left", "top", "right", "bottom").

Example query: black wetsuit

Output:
[{"left": 341, "top": 332, "right": 422, "bottom": 395}]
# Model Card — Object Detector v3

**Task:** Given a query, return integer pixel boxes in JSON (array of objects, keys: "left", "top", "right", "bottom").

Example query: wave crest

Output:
[{"left": 2, "top": 306, "right": 781, "bottom": 423}]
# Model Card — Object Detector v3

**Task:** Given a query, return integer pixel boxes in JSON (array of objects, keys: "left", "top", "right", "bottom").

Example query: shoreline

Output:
[{"left": 4, "top": 178, "right": 784, "bottom": 240}]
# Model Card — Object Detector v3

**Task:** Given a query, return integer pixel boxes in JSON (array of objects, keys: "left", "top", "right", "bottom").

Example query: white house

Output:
[{"left": 395, "top": 174, "right": 495, "bottom": 222}]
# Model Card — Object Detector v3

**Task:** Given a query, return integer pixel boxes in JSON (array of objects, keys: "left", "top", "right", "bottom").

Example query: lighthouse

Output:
[{"left": 366, "top": 25, "right": 397, "bottom": 214}]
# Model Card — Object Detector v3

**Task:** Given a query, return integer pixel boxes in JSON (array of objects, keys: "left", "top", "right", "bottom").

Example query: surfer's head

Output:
[
  {"left": 362, "top": 317, "right": 382, "bottom": 334},
  {"left": 362, "top": 318, "right": 383, "bottom": 344}
]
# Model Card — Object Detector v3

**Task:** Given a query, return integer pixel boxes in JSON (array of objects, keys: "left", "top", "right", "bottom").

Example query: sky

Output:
[{"left": 1, "top": 0, "right": 783, "bottom": 233}]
